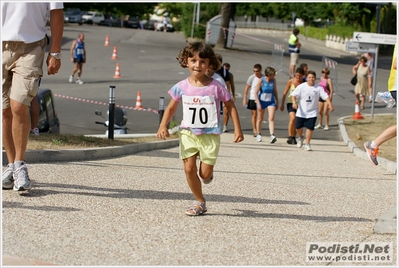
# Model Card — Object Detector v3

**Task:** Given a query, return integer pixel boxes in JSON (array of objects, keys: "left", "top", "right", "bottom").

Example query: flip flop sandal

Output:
[{"left": 185, "top": 201, "right": 207, "bottom": 216}]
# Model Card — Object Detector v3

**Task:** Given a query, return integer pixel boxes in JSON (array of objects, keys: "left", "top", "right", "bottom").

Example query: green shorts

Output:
[{"left": 179, "top": 129, "right": 220, "bottom": 166}]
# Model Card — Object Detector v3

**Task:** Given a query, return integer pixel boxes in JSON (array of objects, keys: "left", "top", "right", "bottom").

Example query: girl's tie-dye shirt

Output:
[{"left": 168, "top": 78, "right": 231, "bottom": 135}]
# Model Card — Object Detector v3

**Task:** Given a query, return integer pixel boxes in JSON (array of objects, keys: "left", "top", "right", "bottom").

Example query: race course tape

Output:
[{"left": 53, "top": 93, "right": 159, "bottom": 114}]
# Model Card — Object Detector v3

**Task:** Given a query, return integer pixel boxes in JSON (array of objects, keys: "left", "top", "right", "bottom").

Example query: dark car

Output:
[
  {"left": 143, "top": 20, "right": 157, "bottom": 30},
  {"left": 123, "top": 16, "right": 141, "bottom": 29},
  {"left": 64, "top": 8, "right": 83, "bottom": 25},
  {"left": 99, "top": 14, "right": 122, "bottom": 27},
  {"left": 35, "top": 88, "right": 60, "bottom": 134}
]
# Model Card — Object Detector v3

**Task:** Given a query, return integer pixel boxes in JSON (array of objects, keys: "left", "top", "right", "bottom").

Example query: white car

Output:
[{"left": 82, "top": 11, "right": 105, "bottom": 25}]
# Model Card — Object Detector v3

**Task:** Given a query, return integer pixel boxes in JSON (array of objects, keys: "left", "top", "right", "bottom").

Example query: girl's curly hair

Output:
[{"left": 176, "top": 41, "right": 221, "bottom": 71}]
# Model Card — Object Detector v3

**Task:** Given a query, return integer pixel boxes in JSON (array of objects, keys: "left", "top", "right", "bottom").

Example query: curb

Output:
[
  {"left": 338, "top": 115, "right": 397, "bottom": 175},
  {"left": 2, "top": 139, "right": 179, "bottom": 165},
  {"left": 338, "top": 115, "right": 397, "bottom": 235}
]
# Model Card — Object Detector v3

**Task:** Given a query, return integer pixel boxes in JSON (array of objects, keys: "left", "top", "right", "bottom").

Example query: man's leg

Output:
[
  {"left": 2, "top": 107, "right": 15, "bottom": 164},
  {"left": 10, "top": 99, "right": 31, "bottom": 162}
]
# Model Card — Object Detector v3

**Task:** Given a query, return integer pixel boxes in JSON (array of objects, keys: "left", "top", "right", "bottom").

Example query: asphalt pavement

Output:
[
  {"left": 2, "top": 25, "right": 397, "bottom": 266},
  {"left": 2, "top": 123, "right": 396, "bottom": 266}
]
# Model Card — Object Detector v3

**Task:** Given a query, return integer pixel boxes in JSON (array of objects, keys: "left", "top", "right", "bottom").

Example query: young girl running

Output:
[
  {"left": 157, "top": 42, "right": 244, "bottom": 216},
  {"left": 315, "top": 67, "right": 334, "bottom": 130},
  {"left": 254, "top": 67, "right": 279, "bottom": 143}
]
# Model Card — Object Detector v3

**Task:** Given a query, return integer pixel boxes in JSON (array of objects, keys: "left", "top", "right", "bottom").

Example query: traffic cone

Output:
[
  {"left": 135, "top": 91, "right": 143, "bottom": 109},
  {"left": 104, "top": 35, "right": 110, "bottom": 46},
  {"left": 113, "top": 63, "right": 121, "bottom": 78},
  {"left": 111, "top": 46, "right": 118, "bottom": 59},
  {"left": 352, "top": 100, "right": 364, "bottom": 120}
]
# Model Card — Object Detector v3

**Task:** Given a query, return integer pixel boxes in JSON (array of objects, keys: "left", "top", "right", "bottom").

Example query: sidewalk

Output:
[{"left": 2, "top": 119, "right": 396, "bottom": 266}]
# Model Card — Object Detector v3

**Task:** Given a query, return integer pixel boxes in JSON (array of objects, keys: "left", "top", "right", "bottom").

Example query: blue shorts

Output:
[
  {"left": 257, "top": 101, "right": 276, "bottom": 110},
  {"left": 286, "top": 103, "right": 297, "bottom": 113},
  {"left": 295, "top": 117, "right": 317, "bottom": 130}
]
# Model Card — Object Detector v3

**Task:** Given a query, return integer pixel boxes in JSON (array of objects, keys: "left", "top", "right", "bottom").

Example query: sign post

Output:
[
  {"left": 345, "top": 42, "right": 378, "bottom": 53},
  {"left": 352, "top": 32, "right": 397, "bottom": 45},
  {"left": 352, "top": 32, "right": 397, "bottom": 119}
]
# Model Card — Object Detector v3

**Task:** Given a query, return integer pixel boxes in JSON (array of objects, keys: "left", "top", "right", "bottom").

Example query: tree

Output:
[{"left": 215, "top": 3, "right": 236, "bottom": 49}]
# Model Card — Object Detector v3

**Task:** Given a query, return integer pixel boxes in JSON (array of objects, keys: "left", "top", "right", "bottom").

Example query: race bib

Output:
[
  {"left": 260, "top": 93, "right": 272, "bottom": 102},
  {"left": 182, "top": 95, "right": 218, "bottom": 128},
  {"left": 77, "top": 48, "right": 84, "bottom": 55}
]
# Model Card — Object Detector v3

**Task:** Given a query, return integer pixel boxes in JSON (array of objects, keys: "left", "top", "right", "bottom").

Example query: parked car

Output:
[
  {"left": 64, "top": 8, "right": 83, "bottom": 25},
  {"left": 82, "top": 11, "right": 105, "bottom": 25},
  {"left": 156, "top": 21, "right": 174, "bottom": 32},
  {"left": 123, "top": 16, "right": 141, "bottom": 29},
  {"left": 143, "top": 20, "right": 157, "bottom": 30},
  {"left": 35, "top": 88, "right": 60, "bottom": 134},
  {"left": 99, "top": 14, "right": 122, "bottom": 27}
]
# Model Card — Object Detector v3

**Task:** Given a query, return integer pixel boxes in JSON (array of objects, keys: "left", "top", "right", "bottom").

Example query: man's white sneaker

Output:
[
  {"left": 76, "top": 79, "right": 84, "bottom": 85},
  {"left": 2, "top": 164, "right": 14, "bottom": 189},
  {"left": 304, "top": 144, "right": 312, "bottom": 151},
  {"left": 13, "top": 162, "right": 32, "bottom": 191},
  {"left": 222, "top": 125, "right": 228, "bottom": 133},
  {"left": 297, "top": 137, "right": 303, "bottom": 148},
  {"left": 324, "top": 125, "right": 329, "bottom": 131},
  {"left": 270, "top": 134, "right": 277, "bottom": 144},
  {"left": 314, "top": 124, "right": 323, "bottom": 129},
  {"left": 256, "top": 134, "right": 262, "bottom": 142},
  {"left": 69, "top": 75, "right": 74, "bottom": 83},
  {"left": 30, "top": 127, "right": 40, "bottom": 136}
]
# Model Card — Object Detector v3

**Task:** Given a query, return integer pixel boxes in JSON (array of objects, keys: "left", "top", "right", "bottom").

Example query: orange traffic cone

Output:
[
  {"left": 352, "top": 100, "right": 364, "bottom": 120},
  {"left": 135, "top": 91, "right": 143, "bottom": 109},
  {"left": 113, "top": 63, "right": 121, "bottom": 78},
  {"left": 104, "top": 35, "right": 110, "bottom": 46},
  {"left": 111, "top": 46, "right": 118, "bottom": 59}
]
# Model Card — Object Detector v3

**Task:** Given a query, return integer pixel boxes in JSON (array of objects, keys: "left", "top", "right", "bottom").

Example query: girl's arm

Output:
[
  {"left": 280, "top": 79, "right": 292, "bottom": 111},
  {"left": 157, "top": 98, "right": 179, "bottom": 140},
  {"left": 224, "top": 100, "right": 244, "bottom": 143},
  {"left": 254, "top": 79, "right": 262, "bottom": 110},
  {"left": 328, "top": 78, "right": 334, "bottom": 101},
  {"left": 273, "top": 78, "right": 279, "bottom": 108}
]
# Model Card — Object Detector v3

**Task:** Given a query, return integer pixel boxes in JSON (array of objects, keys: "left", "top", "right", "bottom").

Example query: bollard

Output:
[
  {"left": 108, "top": 86, "right": 116, "bottom": 140},
  {"left": 158, "top": 97, "right": 164, "bottom": 125}
]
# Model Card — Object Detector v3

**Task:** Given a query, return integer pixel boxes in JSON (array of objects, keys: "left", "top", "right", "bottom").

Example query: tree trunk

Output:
[{"left": 215, "top": 3, "right": 236, "bottom": 49}]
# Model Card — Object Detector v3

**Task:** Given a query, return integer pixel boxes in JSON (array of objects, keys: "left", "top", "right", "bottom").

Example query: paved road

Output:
[
  {"left": 43, "top": 24, "right": 395, "bottom": 139},
  {"left": 2, "top": 131, "right": 396, "bottom": 266}
]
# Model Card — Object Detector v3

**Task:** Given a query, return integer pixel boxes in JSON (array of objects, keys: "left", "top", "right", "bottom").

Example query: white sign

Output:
[
  {"left": 346, "top": 42, "right": 378, "bottom": 53},
  {"left": 353, "top": 32, "right": 396, "bottom": 45}
]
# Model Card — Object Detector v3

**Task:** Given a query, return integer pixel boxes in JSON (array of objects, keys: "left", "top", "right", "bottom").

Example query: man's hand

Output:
[{"left": 46, "top": 55, "right": 61, "bottom": 75}]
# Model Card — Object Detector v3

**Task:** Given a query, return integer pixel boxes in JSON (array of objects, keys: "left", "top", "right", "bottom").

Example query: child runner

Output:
[
  {"left": 254, "top": 67, "right": 279, "bottom": 143},
  {"left": 314, "top": 67, "right": 334, "bottom": 131},
  {"left": 291, "top": 70, "right": 334, "bottom": 151},
  {"left": 156, "top": 42, "right": 244, "bottom": 216},
  {"left": 280, "top": 67, "right": 305, "bottom": 144}
]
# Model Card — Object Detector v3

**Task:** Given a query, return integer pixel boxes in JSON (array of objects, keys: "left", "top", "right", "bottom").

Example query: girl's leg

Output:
[
  {"left": 251, "top": 110, "right": 257, "bottom": 135},
  {"left": 256, "top": 109, "right": 265, "bottom": 135},
  {"left": 183, "top": 155, "right": 205, "bottom": 202},
  {"left": 199, "top": 161, "right": 214, "bottom": 181},
  {"left": 317, "top": 102, "right": 324, "bottom": 126},
  {"left": 288, "top": 112, "right": 296, "bottom": 137},
  {"left": 267, "top": 106, "right": 276, "bottom": 136},
  {"left": 324, "top": 103, "right": 330, "bottom": 127}
]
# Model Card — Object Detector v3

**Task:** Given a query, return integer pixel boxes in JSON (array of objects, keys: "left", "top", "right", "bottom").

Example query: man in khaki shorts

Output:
[
  {"left": 288, "top": 28, "right": 301, "bottom": 78},
  {"left": 2, "top": 2, "right": 64, "bottom": 191}
]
